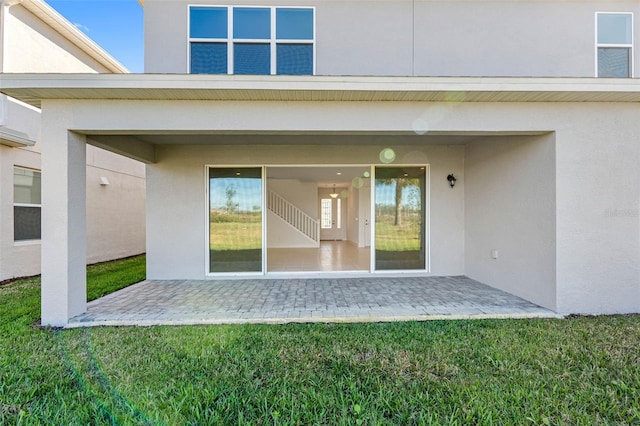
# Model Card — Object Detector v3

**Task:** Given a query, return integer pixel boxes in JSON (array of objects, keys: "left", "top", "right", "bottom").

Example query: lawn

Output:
[{"left": 1, "top": 256, "right": 640, "bottom": 425}]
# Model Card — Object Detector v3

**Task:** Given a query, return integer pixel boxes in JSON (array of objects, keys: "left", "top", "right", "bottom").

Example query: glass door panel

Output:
[
  {"left": 209, "top": 167, "right": 262, "bottom": 273},
  {"left": 374, "top": 167, "right": 426, "bottom": 270},
  {"left": 320, "top": 197, "right": 342, "bottom": 240}
]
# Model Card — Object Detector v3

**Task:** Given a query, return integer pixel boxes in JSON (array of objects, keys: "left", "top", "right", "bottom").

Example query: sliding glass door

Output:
[
  {"left": 374, "top": 166, "right": 427, "bottom": 271},
  {"left": 209, "top": 167, "right": 263, "bottom": 273}
]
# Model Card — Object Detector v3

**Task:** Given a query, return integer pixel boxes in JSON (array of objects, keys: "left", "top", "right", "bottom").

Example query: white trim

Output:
[
  {"left": 6, "top": 75, "right": 640, "bottom": 109},
  {"left": 0, "top": 126, "right": 36, "bottom": 147},
  {"left": 203, "top": 163, "right": 431, "bottom": 277},
  {"left": 595, "top": 12, "right": 634, "bottom": 78},
  {"left": 188, "top": 4, "right": 315, "bottom": 76}
]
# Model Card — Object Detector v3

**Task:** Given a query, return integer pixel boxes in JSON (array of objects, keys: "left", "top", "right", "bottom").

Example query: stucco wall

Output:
[
  {"left": 144, "top": 0, "right": 640, "bottom": 77},
  {"left": 0, "top": 144, "right": 41, "bottom": 280},
  {"left": 42, "top": 98, "right": 640, "bottom": 314},
  {"left": 3, "top": 4, "right": 111, "bottom": 73},
  {"left": 85, "top": 145, "right": 146, "bottom": 264},
  {"left": 465, "top": 134, "right": 556, "bottom": 310},
  {"left": 146, "top": 143, "right": 465, "bottom": 280},
  {"left": 0, "top": 142, "right": 145, "bottom": 281}
]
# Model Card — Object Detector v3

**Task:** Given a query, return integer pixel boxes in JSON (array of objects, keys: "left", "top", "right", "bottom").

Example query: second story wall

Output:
[{"left": 144, "top": 0, "right": 640, "bottom": 78}]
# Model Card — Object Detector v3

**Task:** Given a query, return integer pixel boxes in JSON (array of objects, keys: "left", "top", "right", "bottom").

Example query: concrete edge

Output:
[{"left": 65, "top": 312, "right": 564, "bottom": 329}]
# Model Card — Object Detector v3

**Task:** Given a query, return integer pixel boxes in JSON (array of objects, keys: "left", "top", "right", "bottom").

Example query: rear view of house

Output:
[
  {"left": 1, "top": 0, "right": 638, "bottom": 326},
  {"left": 0, "top": 0, "right": 145, "bottom": 282}
]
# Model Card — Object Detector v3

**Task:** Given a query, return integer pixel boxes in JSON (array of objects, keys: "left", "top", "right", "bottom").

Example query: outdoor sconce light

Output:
[
  {"left": 99, "top": 176, "right": 110, "bottom": 186},
  {"left": 447, "top": 174, "right": 457, "bottom": 188}
]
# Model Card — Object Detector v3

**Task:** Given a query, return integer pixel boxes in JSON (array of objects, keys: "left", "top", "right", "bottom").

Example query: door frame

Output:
[{"left": 204, "top": 164, "right": 430, "bottom": 277}]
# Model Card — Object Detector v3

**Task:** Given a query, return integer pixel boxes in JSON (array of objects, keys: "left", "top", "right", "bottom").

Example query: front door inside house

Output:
[
  {"left": 319, "top": 191, "right": 344, "bottom": 241},
  {"left": 207, "top": 165, "right": 428, "bottom": 275}
]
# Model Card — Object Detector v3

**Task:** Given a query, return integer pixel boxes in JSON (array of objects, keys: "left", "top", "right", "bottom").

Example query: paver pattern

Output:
[{"left": 68, "top": 276, "right": 558, "bottom": 327}]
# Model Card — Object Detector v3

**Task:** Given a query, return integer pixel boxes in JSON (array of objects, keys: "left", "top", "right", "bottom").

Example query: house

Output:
[
  {"left": 1, "top": 0, "right": 639, "bottom": 326},
  {"left": 0, "top": 0, "right": 145, "bottom": 282}
]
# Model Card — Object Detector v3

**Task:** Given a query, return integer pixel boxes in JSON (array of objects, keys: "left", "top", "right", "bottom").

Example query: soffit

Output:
[{"left": 1, "top": 74, "right": 640, "bottom": 109}]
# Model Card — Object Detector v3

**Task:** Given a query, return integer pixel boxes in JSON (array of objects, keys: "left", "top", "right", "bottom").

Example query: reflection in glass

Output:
[
  {"left": 233, "top": 7, "right": 270, "bottom": 39},
  {"left": 190, "top": 43, "right": 227, "bottom": 74},
  {"left": 190, "top": 7, "right": 227, "bottom": 39},
  {"left": 210, "top": 168, "right": 262, "bottom": 273},
  {"left": 234, "top": 43, "right": 270, "bottom": 75},
  {"left": 375, "top": 167, "right": 426, "bottom": 270},
  {"left": 276, "top": 8, "right": 314, "bottom": 40}
]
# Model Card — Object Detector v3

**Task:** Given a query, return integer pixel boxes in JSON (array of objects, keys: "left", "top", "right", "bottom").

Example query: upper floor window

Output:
[
  {"left": 597, "top": 12, "right": 633, "bottom": 77},
  {"left": 189, "top": 6, "right": 315, "bottom": 75},
  {"left": 14, "top": 167, "right": 41, "bottom": 241}
]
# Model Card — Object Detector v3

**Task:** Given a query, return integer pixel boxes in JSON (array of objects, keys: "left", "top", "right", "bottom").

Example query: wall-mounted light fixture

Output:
[
  {"left": 330, "top": 184, "right": 339, "bottom": 199},
  {"left": 447, "top": 174, "right": 457, "bottom": 188},
  {"left": 99, "top": 176, "right": 110, "bottom": 186}
]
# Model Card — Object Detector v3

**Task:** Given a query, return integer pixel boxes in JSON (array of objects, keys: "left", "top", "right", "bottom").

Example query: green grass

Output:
[
  {"left": 1, "top": 256, "right": 640, "bottom": 425},
  {"left": 210, "top": 221, "right": 262, "bottom": 250},
  {"left": 376, "top": 220, "right": 422, "bottom": 251}
]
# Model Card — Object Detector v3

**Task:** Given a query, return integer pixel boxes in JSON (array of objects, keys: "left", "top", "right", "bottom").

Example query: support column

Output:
[{"left": 41, "top": 109, "right": 86, "bottom": 327}]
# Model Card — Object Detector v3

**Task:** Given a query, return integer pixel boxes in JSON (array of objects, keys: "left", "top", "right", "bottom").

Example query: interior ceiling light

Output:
[{"left": 330, "top": 184, "right": 339, "bottom": 199}]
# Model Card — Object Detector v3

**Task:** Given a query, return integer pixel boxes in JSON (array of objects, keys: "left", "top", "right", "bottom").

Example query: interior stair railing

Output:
[{"left": 267, "top": 190, "right": 320, "bottom": 244}]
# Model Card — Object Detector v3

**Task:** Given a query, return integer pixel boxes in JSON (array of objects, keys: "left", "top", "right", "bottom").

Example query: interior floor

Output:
[{"left": 268, "top": 241, "right": 370, "bottom": 272}]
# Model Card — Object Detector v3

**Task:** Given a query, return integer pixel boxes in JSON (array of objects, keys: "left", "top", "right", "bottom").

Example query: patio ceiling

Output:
[{"left": 2, "top": 74, "right": 640, "bottom": 109}]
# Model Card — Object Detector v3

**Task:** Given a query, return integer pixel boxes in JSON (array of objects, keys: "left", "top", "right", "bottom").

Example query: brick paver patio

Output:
[{"left": 67, "top": 276, "right": 558, "bottom": 327}]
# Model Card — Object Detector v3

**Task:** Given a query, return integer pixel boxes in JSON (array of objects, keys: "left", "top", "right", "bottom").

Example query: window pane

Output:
[
  {"left": 276, "top": 44, "right": 313, "bottom": 75},
  {"left": 234, "top": 43, "right": 270, "bottom": 74},
  {"left": 191, "top": 43, "right": 227, "bottom": 74},
  {"left": 598, "top": 14, "right": 632, "bottom": 44},
  {"left": 233, "top": 8, "right": 270, "bottom": 39},
  {"left": 14, "top": 168, "right": 41, "bottom": 204},
  {"left": 598, "top": 47, "right": 631, "bottom": 77},
  {"left": 321, "top": 199, "right": 332, "bottom": 229},
  {"left": 209, "top": 168, "right": 262, "bottom": 273},
  {"left": 14, "top": 206, "right": 41, "bottom": 241},
  {"left": 190, "top": 7, "right": 227, "bottom": 39},
  {"left": 276, "top": 8, "right": 313, "bottom": 40},
  {"left": 375, "top": 167, "right": 426, "bottom": 270}
]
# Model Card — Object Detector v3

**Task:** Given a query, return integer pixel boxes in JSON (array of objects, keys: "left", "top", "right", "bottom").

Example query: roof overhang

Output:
[
  {"left": 0, "top": 125, "right": 36, "bottom": 147},
  {"left": 1, "top": 74, "right": 640, "bottom": 109}
]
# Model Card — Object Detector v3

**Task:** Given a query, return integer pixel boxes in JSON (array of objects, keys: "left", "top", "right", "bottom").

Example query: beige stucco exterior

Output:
[
  {"left": 0, "top": 74, "right": 636, "bottom": 325},
  {"left": 1, "top": 0, "right": 639, "bottom": 325},
  {"left": 0, "top": 0, "right": 145, "bottom": 282},
  {"left": 145, "top": 0, "right": 640, "bottom": 77}
]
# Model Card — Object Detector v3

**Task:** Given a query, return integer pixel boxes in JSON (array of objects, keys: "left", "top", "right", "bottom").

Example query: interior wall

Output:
[
  {"left": 267, "top": 178, "right": 319, "bottom": 248},
  {"left": 464, "top": 134, "right": 556, "bottom": 310}
]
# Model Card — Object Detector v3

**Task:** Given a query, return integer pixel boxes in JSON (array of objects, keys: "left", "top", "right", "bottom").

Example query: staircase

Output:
[{"left": 267, "top": 190, "right": 320, "bottom": 244}]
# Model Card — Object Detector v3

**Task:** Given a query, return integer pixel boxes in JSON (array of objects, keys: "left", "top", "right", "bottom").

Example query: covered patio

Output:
[
  {"left": 2, "top": 74, "right": 639, "bottom": 326},
  {"left": 67, "top": 276, "right": 558, "bottom": 328}
]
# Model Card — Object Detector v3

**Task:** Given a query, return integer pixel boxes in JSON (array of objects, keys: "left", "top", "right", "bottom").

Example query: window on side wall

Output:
[
  {"left": 13, "top": 167, "right": 41, "bottom": 241},
  {"left": 597, "top": 12, "right": 633, "bottom": 77},
  {"left": 189, "top": 5, "right": 314, "bottom": 75}
]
